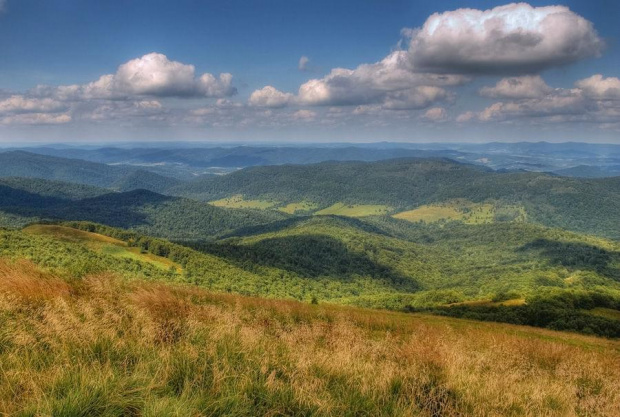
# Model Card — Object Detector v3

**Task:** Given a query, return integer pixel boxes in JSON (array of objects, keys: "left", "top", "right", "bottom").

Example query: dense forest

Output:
[
  {"left": 0, "top": 184, "right": 287, "bottom": 239},
  {"left": 171, "top": 158, "right": 620, "bottom": 239}
]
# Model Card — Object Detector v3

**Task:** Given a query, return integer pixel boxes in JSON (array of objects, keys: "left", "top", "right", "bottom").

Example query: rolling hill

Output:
[
  {"left": 0, "top": 184, "right": 287, "bottom": 239},
  {"left": 171, "top": 158, "right": 620, "bottom": 240},
  {"left": 112, "top": 169, "right": 183, "bottom": 194},
  {"left": 0, "top": 151, "right": 183, "bottom": 192}
]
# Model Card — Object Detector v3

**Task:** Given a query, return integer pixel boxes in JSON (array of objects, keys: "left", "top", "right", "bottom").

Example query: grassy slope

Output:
[
  {"left": 23, "top": 224, "right": 182, "bottom": 271},
  {"left": 0, "top": 258, "right": 618, "bottom": 416},
  {"left": 314, "top": 203, "right": 392, "bottom": 217},
  {"left": 393, "top": 199, "right": 527, "bottom": 224},
  {"left": 208, "top": 216, "right": 620, "bottom": 303},
  {"left": 209, "top": 194, "right": 279, "bottom": 209},
  {"left": 6, "top": 220, "right": 620, "bottom": 336}
]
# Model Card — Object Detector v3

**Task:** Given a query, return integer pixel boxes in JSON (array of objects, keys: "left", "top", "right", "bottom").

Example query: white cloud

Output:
[
  {"left": 133, "top": 100, "right": 162, "bottom": 109},
  {"left": 292, "top": 109, "right": 317, "bottom": 120},
  {"left": 299, "top": 56, "right": 310, "bottom": 71},
  {"left": 575, "top": 75, "right": 620, "bottom": 100},
  {"left": 465, "top": 74, "right": 620, "bottom": 125},
  {"left": 0, "top": 113, "right": 71, "bottom": 125},
  {"left": 422, "top": 107, "right": 447, "bottom": 121},
  {"left": 297, "top": 51, "right": 465, "bottom": 107},
  {"left": 0, "top": 0, "right": 6, "bottom": 13},
  {"left": 0, "top": 95, "right": 67, "bottom": 113},
  {"left": 456, "top": 111, "right": 477, "bottom": 123},
  {"left": 79, "top": 100, "right": 167, "bottom": 122},
  {"left": 382, "top": 86, "right": 451, "bottom": 110},
  {"left": 407, "top": 3, "right": 604, "bottom": 74},
  {"left": 290, "top": 3, "right": 602, "bottom": 110},
  {"left": 31, "top": 53, "right": 237, "bottom": 100},
  {"left": 478, "top": 92, "right": 587, "bottom": 121},
  {"left": 479, "top": 75, "right": 552, "bottom": 99},
  {"left": 249, "top": 86, "right": 294, "bottom": 108}
]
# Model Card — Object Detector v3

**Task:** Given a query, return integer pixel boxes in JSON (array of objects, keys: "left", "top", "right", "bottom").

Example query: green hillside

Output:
[
  {"left": 0, "top": 185, "right": 287, "bottom": 240},
  {"left": 0, "top": 151, "right": 135, "bottom": 187},
  {"left": 0, "top": 177, "right": 109, "bottom": 200},
  {"left": 112, "top": 169, "right": 183, "bottom": 194},
  {"left": 0, "top": 151, "right": 183, "bottom": 193},
  {"left": 170, "top": 158, "right": 620, "bottom": 239}
]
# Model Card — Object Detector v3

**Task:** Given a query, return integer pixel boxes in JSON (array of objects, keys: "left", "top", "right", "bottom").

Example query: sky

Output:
[{"left": 0, "top": 0, "right": 619, "bottom": 144}]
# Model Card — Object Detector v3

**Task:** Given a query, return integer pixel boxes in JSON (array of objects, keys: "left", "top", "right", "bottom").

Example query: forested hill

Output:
[
  {"left": 0, "top": 177, "right": 109, "bottom": 200},
  {"left": 170, "top": 158, "right": 620, "bottom": 240},
  {"left": 112, "top": 169, "right": 183, "bottom": 194},
  {"left": 0, "top": 185, "right": 286, "bottom": 239},
  {"left": 0, "top": 151, "right": 135, "bottom": 187},
  {"left": 0, "top": 151, "right": 182, "bottom": 192},
  {"left": 171, "top": 158, "right": 491, "bottom": 202}
]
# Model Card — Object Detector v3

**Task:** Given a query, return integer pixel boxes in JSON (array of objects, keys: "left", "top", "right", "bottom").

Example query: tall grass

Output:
[{"left": 0, "top": 259, "right": 619, "bottom": 416}]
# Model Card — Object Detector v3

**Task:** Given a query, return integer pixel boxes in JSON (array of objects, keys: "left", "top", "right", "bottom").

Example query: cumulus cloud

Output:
[
  {"left": 382, "top": 86, "right": 451, "bottom": 110},
  {"left": 77, "top": 99, "right": 167, "bottom": 123},
  {"left": 292, "top": 109, "right": 317, "bottom": 120},
  {"left": 575, "top": 75, "right": 620, "bottom": 100},
  {"left": 456, "top": 111, "right": 477, "bottom": 123},
  {"left": 463, "top": 73, "right": 620, "bottom": 125},
  {"left": 31, "top": 53, "right": 237, "bottom": 100},
  {"left": 0, "top": 113, "right": 71, "bottom": 125},
  {"left": 407, "top": 3, "right": 604, "bottom": 75},
  {"left": 479, "top": 75, "right": 552, "bottom": 99},
  {"left": 288, "top": 3, "right": 602, "bottom": 110},
  {"left": 297, "top": 51, "right": 464, "bottom": 107},
  {"left": 249, "top": 86, "right": 294, "bottom": 108},
  {"left": 422, "top": 107, "right": 448, "bottom": 121},
  {"left": 478, "top": 91, "right": 587, "bottom": 121},
  {"left": 0, "top": 96, "right": 67, "bottom": 113},
  {"left": 299, "top": 56, "right": 310, "bottom": 71},
  {"left": 0, "top": 94, "right": 72, "bottom": 126}
]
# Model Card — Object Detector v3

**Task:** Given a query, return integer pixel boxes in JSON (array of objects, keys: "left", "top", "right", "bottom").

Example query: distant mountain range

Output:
[{"left": 4, "top": 141, "right": 620, "bottom": 177}]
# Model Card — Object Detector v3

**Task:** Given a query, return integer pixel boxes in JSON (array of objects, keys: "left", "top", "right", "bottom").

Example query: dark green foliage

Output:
[
  {"left": 190, "top": 234, "right": 418, "bottom": 292},
  {"left": 520, "top": 239, "right": 620, "bottom": 280},
  {"left": 112, "top": 169, "right": 182, "bottom": 193},
  {"left": 427, "top": 290, "right": 620, "bottom": 338},
  {"left": 0, "top": 186, "right": 287, "bottom": 239},
  {"left": 0, "top": 177, "right": 108, "bottom": 200}
]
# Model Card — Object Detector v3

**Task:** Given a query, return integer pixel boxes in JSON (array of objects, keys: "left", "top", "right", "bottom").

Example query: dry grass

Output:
[
  {"left": 0, "top": 258, "right": 619, "bottom": 416},
  {"left": 314, "top": 202, "right": 392, "bottom": 217},
  {"left": 209, "top": 194, "right": 278, "bottom": 209},
  {"left": 393, "top": 200, "right": 526, "bottom": 225}
]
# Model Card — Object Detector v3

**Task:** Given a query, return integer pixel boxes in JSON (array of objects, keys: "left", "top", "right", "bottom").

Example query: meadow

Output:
[{"left": 0, "top": 258, "right": 619, "bottom": 416}]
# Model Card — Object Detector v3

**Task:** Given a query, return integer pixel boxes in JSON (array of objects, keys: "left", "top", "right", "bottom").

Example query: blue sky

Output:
[{"left": 0, "top": 0, "right": 619, "bottom": 143}]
